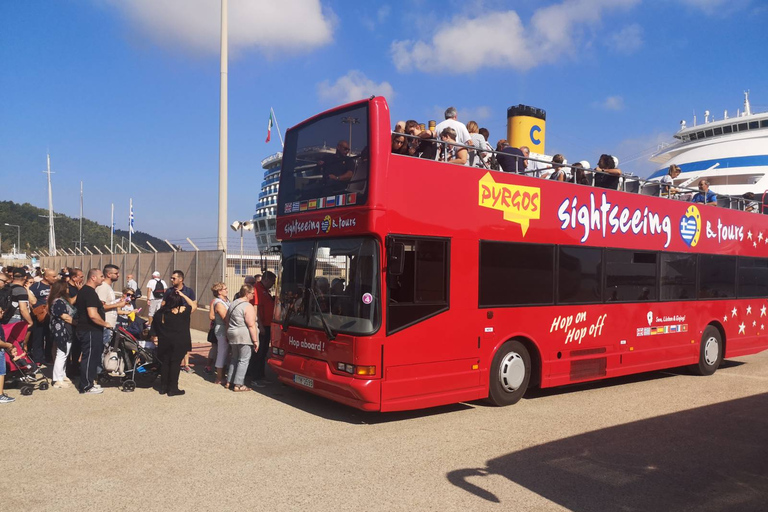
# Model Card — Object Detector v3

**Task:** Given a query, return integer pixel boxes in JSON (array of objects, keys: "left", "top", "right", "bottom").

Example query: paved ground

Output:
[{"left": 3, "top": 334, "right": 768, "bottom": 512}]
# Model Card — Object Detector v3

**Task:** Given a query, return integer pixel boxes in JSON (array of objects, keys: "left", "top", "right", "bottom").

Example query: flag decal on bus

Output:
[{"left": 478, "top": 172, "right": 541, "bottom": 236}]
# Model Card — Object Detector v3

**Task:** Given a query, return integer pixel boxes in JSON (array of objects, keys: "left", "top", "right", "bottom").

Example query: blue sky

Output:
[{"left": 1, "top": 0, "right": 767, "bottom": 250}]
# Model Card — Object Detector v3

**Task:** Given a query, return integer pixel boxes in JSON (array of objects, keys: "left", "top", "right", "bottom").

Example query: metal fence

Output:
[{"left": 39, "top": 250, "right": 227, "bottom": 306}]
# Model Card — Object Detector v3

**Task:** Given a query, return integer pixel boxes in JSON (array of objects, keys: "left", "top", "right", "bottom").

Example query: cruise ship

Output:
[
  {"left": 253, "top": 151, "right": 281, "bottom": 252},
  {"left": 649, "top": 92, "right": 768, "bottom": 196}
]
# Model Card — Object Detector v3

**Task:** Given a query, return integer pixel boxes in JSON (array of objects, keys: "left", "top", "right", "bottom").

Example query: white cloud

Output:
[
  {"left": 317, "top": 71, "right": 395, "bottom": 105},
  {"left": 391, "top": 0, "right": 640, "bottom": 73},
  {"left": 98, "top": 0, "right": 334, "bottom": 57},
  {"left": 679, "top": 0, "right": 751, "bottom": 14},
  {"left": 609, "top": 24, "right": 643, "bottom": 54},
  {"left": 598, "top": 96, "right": 625, "bottom": 111},
  {"left": 377, "top": 6, "right": 391, "bottom": 23}
]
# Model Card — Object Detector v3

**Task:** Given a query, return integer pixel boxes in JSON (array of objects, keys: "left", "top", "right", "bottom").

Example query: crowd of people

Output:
[{"left": 0, "top": 263, "right": 276, "bottom": 403}]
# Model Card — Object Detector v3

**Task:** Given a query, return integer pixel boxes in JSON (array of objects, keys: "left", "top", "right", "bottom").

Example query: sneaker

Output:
[
  {"left": 91, "top": 383, "right": 103, "bottom": 390},
  {"left": 83, "top": 386, "right": 104, "bottom": 395},
  {"left": 0, "top": 394, "right": 15, "bottom": 404}
]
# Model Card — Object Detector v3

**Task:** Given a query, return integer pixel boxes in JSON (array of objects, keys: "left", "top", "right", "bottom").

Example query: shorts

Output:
[{"left": 148, "top": 299, "right": 162, "bottom": 319}]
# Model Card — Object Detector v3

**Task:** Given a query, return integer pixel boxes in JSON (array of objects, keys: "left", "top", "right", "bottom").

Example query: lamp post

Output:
[
  {"left": 4, "top": 223, "right": 20, "bottom": 254},
  {"left": 341, "top": 116, "right": 360, "bottom": 151},
  {"left": 230, "top": 220, "right": 253, "bottom": 276}
]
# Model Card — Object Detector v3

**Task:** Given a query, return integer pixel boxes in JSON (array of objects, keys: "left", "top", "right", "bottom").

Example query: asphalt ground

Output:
[{"left": 2, "top": 333, "right": 767, "bottom": 512}]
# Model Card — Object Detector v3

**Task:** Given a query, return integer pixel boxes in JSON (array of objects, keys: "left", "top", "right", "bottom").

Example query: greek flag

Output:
[{"left": 129, "top": 200, "right": 135, "bottom": 234}]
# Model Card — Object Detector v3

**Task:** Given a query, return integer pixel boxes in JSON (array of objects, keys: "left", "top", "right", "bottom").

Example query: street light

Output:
[
  {"left": 230, "top": 220, "right": 254, "bottom": 277},
  {"left": 341, "top": 116, "right": 360, "bottom": 152},
  {"left": 4, "top": 223, "right": 20, "bottom": 254}
]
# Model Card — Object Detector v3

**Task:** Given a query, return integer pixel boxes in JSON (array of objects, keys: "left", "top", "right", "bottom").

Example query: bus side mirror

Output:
[{"left": 388, "top": 242, "right": 405, "bottom": 276}]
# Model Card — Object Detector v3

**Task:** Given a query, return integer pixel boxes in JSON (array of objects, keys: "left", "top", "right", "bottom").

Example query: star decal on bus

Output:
[
  {"left": 746, "top": 305, "right": 752, "bottom": 315},
  {"left": 732, "top": 307, "right": 738, "bottom": 317},
  {"left": 739, "top": 323, "right": 746, "bottom": 334},
  {"left": 761, "top": 305, "right": 767, "bottom": 317},
  {"left": 747, "top": 230, "right": 753, "bottom": 240}
]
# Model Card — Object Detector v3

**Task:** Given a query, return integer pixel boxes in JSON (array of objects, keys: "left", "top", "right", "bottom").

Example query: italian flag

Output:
[{"left": 266, "top": 111, "right": 274, "bottom": 143}]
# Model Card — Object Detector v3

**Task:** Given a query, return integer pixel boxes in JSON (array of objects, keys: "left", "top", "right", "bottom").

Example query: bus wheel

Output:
[
  {"left": 693, "top": 326, "right": 723, "bottom": 376},
  {"left": 487, "top": 340, "right": 531, "bottom": 406}
]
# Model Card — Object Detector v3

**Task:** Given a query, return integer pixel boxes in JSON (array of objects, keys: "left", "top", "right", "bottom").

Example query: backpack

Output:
[
  {"left": 152, "top": 279, "right": 165, "bottom": 299},
  {"left": 0, "top": 285, "right": 16, "bottom": 323}
]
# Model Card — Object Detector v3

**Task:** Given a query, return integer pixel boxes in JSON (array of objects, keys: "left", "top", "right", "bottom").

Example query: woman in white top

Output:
[
  {"left": 209, "top": 282, "right": 230, "bottom": 386},
  {"left": 660, "top": 164, "right": 681, "bottom": 196},
  {"left": 467, "top": 121, "right": 490, "bottom": 168}
]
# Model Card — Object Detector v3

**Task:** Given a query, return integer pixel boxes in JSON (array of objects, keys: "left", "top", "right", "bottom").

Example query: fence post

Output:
[{"left": 186, "top": 238, "right": 199, "bottom": 297}]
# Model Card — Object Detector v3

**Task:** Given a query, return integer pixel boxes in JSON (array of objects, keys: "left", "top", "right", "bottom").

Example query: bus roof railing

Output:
[{"left": 394, "top": 132, "right": 757, "bottom": 212}]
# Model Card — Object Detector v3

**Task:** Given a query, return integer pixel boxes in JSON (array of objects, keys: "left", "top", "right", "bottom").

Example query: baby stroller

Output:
[
  {"left": 101, "top": 324, "right": 159, "bottom": 392},
  {"left": 2, "top": 323, "right": 50, "bottom": 396}
]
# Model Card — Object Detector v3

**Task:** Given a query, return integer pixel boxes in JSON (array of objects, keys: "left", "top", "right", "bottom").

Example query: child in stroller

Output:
[
  {"left": 2, "top": 322, "right": 50, "bottom": 397},
  {"left": 101, "top": 318, "right": 158, "bottom": 392}
]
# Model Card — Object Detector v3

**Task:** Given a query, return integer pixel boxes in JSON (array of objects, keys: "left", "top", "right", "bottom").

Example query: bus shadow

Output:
[{"left": 446, "top": 392, "right": 768, "bottom": 510}]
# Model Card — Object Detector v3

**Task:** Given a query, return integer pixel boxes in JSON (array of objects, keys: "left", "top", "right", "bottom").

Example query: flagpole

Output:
[
  {"left": 217, "top": 0, "right": 229, "bottom": 252},
  {"left": 110, "top": 203, "right": 114, "bottom": 254},
  {"left": 271, "top": 107, "right": 284, "bottom": 149},
  {"left": 79, "top": 181, "right": 83, "bottom": 252},
  {"left": 129, "top": 198, "right": 133, "bottom": 254}
]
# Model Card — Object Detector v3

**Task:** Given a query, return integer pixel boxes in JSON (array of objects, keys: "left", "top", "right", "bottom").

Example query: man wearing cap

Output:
[{"left": 146, "top": 271, "right": 167, "bottom": 327}]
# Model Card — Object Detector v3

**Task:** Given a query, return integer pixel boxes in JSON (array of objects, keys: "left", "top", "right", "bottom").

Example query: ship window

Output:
[
  {"left": 761, "top": 120, "right": 768, "bottom": 128},
  {"left": 689, "top": 132, "right": 697, "bottom": 140},
  {"left": 723, "top": 125, "right": 733, "bottom": 134},
  {"left": 738, "top": 123, "right": 748, "bottom": 131},
  {"left": 713, "top": 127, "right": 722, "bottom": 136},
  {"left": 696, "top": 131, "right": 705, "bottom": 139},
  {"left": 704, "top": 129, "right": 713, "bottom": 138},
  {"left": 749, "top": 121, "right": 759, "bottom": 130}
]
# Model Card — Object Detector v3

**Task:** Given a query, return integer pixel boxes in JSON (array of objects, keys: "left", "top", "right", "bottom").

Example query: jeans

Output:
[
  {"left": 214, "top": 332, "right": 229, "bottom": 369},
  {"left": 78, "top": 330, "right": 103, "bottom": 392},
  {"left": 228, "top": 344, "right": 252, "bottom": 387}
]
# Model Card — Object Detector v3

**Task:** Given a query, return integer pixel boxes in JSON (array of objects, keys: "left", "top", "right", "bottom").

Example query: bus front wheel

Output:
[
  {"left": 487, "top": 340, "right": 531, "bottom": 406},
  {"left": 693, "top": 326, "right": 723, "bottom": 376}
]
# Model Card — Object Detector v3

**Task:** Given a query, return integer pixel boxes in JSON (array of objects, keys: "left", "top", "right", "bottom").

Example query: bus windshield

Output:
[
  {"left": 276, "top": 237, "right": 380, "bottom": 336},
  {"left": 278, "top": 103, "right": 369, "bottom": 209}
]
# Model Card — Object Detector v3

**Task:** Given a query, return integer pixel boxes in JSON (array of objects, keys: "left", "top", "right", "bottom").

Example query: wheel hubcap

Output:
[
  {"left": 499, "top": 352, "right": 525, "bottom": 392},
  {"left": 704, "top": 336, "right": 720, "bottom": 366}
]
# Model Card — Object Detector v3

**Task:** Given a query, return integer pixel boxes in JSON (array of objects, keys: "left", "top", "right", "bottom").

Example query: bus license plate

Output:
[{"left": 294, "top": 375, "right": 314, "bottom": 388}]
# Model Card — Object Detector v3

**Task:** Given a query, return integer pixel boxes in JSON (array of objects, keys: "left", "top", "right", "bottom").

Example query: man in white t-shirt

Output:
[
  {"left": 434, "top": 107, "right": 473, "bottom": 147},
  {"left": 95, "top": 264, "right": 126, "bottom": 369},
  {"left": 146, "top": 271, "right": 167, "bottom": 326}
]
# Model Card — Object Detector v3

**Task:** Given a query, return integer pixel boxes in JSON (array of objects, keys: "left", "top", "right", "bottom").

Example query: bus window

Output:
[
  {"left": 387, "top": 237, "right": 450, "bottom": 334},
  {"left": 479, "top": 241, "right": 554, "bottom": 307},
  {"left": 660, "top": 253, "right": 696, "bottom": 300},
  {"left": 604, "top": 250, "right": 657, "bottom": 302},
  {"left": 738, "top": 257, "right": 768, "bottom": 298},
  {"left": 699, "top": 255, "right": 737, "bottom": 298},
  {"left": 558, "top": 246, "right": 602, "bottom": 304}
]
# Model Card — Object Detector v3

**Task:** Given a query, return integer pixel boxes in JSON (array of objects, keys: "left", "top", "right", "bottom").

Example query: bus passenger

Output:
[
  {"left": 496, "top": 141, "right": 525, "bottom": 173},
  {"left": 548, "top": 154, "right": 567, "bottom": 181},
  {"left": 391, "top": 131, "right": 408, "bottom": 155},
  {"left": 438, "top": 127, "right": 468, "bottom": 165},
  {"left": 572, "top": 161, "right": 592, "bottom": 185},
  {"left": 691, "top": 179, "right": 717, "bottom": 205},
  {"left": 660, "top": 164, "right": 681, "bottom": 195},
  {"left": 594, "top": 154, "right": 622, "bottom": 189},
  {"left": 405, "top": 120, "right": 437, "bottom": 160},
  {"left": 467, "top": 121, "right": 490, "bottom": 168}
]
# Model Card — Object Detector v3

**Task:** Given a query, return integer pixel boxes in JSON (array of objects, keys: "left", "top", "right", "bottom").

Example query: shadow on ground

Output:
[{"left": 447, "top": 392, "right": 768, "bottom": 511}]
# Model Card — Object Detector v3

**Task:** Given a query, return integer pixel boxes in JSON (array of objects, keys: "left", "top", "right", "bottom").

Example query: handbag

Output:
[
  {"left": 207, "top": 320, "right": 217, "bottom": 344},
  {"left": 32, "top": 303, "right": 49, "bottom": 322}
]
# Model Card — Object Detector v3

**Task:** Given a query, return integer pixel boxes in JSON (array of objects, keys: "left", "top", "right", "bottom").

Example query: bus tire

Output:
[
  {"left": 487, "top": 340, "right": 531, "bottom": 406},
  {"left": 693, "top": 325, "right": 723, "bottom": 376}
]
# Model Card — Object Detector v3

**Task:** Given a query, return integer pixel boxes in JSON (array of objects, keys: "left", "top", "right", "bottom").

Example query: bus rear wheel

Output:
[
  {"left": 487, "top": 340, "right": 531, "bottom": 406},
  {"left": 693, "top": 326, "right": 723, "bottom": 376}
]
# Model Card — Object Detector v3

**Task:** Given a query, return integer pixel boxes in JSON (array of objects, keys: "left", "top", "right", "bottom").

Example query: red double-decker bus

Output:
[{"left": 267, "top": 96, "right": 768, "bottom": 412}]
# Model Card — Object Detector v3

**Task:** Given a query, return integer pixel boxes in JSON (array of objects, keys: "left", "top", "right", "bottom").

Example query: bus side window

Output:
[{"left": 387, "top": 236, "right": 450, "bottom": 334}]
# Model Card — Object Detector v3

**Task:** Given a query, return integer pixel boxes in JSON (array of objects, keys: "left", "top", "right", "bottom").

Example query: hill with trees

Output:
[{"left": 0, "top": 200, "right": 173, "bottom": 254}]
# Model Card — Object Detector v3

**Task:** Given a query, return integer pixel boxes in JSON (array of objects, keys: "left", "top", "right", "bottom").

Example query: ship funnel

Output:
[{"left": 507, "top": 104, "right": 546, "bottom": 154}]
